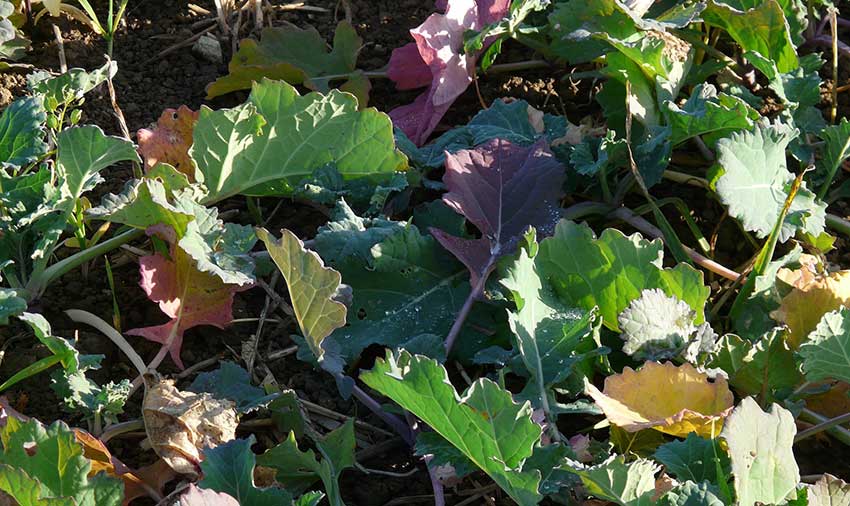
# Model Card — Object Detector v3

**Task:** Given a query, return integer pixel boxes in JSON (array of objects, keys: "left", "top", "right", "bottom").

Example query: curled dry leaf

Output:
[
  {"left": 141, "top": 375, "right": 238, "bottom": 479},
  {"left": 585, "top": 362, "right": 733, "bottom": 438},
  {"left": 137, "top": 106, "right": 200, "bottom": 179},
  {"left": 772, "top": 261, "right": 850, "bottom": 349},
  {"left": 74, "top": 429, "right": 177, "bottom": 505}
]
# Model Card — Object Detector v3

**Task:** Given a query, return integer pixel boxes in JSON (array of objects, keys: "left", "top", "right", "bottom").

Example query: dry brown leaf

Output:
[
  {"left": 586, "top": 362, "right": 733, "bottom": 438},
  {"left": 527, "top": 105, "right": 546, "bottom": 134},
  {"left": 772, "top": 262, "right": 850, "bottom": 349},
  {"left": 142, "top": 375, "right": 238, "bottom": 479}
]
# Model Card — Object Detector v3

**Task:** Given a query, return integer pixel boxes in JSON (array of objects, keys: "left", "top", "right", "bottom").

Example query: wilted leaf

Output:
[
  {"left": 360, "top": 350, "right": 543, "bottom": 506},
  {"left": 127, "top": 247, "right": 252, "bottom": 369},
  {"left": 387, "top": 0, "right": 510, "bottom": 145},
  {"left": 74, "top": 429, "right": 177, "bottom": 506},
  {"left": 191, "top": 79, "right": 406, "bottom": 204},
  {"left": 654, "top": 433, "right": 730, "bottom": 484},
  {"left": 702, "top": 0, "right": 798, "bottom": 73},
  {"left": 188, "top": 361, "right": 278, "bottom": 414},
  {"left": 537, "top": 220, "right": 709, "bottom": 331},
  {"left": 178, "top": 484, "right": 239, "bottom": 506},
  {"left": 137, "top": 106, "right": 199, "bottom": 178},
  {"left": 0, "top": 418, "right": 123, "bottom": 506},
  {"left": 565, "top": 456, "right": 659, "bottom": 506},
  {"left": 431, "top": 138, "right": 564, "bottom": 287},
  {"left": 585, "top": 362, "right": 734, "bottom": 438},
  {"left": 207, "top": 22, "right": 367, "bottom": 105},
  {"left": 141, "top": 375, "right": 239, "bottom": 478},
  {"left": 721, "top": 397, "right": 799, "bottom": 506},
  {"left": 772, "top": 264, "right": 850, "bottom": 348},
  {"left": 0, "top": 96, "right": 47, "bottom": 169},
  {"left": 257, "top": 228, "right": 346, "bottom": 363},
  {"left": 808, "top": 474, "right": 850, "bottom": 506},
  {"left": 715, "top": 122, "right": 824, "bottom": 242},
  {"left": 799, "top": 308, "right": 850, "bottom": 384},
  {"left": 257, "top": 420, "right": 355, "bottom": 505},
  {"left": 709, "top": 330, "right": 801, "bottom": 402},
  {"left": 199, "top": 436, "right": 293, "bottom": 505}
]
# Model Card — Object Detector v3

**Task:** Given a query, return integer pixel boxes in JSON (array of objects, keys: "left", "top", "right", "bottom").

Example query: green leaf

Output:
[
  {"left": 317, "top": 225, "right": 473, "bottom": 364},
  {"left": 191, "top": 79, "right": 406, "bottom": 204},
  {"left": 703, "top": 0, "right": 798, "bottom": 73},
  {"left": 566, "top": 456, "right": 659, "bottom": 506},
  {"left": 654, "top": 433, "right": 730, "bottom": 484},
  {"left": 311, "top": 200, "right": 405, "bottom": 267},
  {"left": 51, "top": 358, "right": 130, "bottom": 427},
  {"left": 188, "top": 361, "right": 279, "bottom": 413},
  {"left": 799, "top": 307, "right": 850, "bottom": 383},
  {"left": 817, "top": 118, "right": 850, "bottom": 199},
  {"left": 17, "top": 313, "right": 78, "bottom": 372},
  {"left": 199, "top": 437, "right": 293, "bottom": 506},
  {"left": 658, "top": 481, "right": 726, "bottom": 506},
  {"left": 291, "top": 164, "right": 406, "bottom": 215},
  {"left": 715, "top": 121, "right": 825, "bottom": 242},
  {"left": 0, "top": 419, "right": 123, "bottom": 506},
  {"left": 257, "top": 228, "right": 346, "bottom": 363},
  {"left": 0, "top": 288, "right": 26, "bottom": 325},
  {"left": 547, "top": 0, "right": 638, "bottom": 64},
  {"left": 176, "top": 211, "right": 257, "bottom": 286},
  {"left": 0, "top": 96, "right": 47, "bottom": 169},
  {"left": 569, "top": 130, "right": 627, "bottom": 176},
  {"left": 207, "top": 22, "right": 364, "bottom": 101},
  {"left": 808, "top": 474, "right": 850, "bottom": 506},
  {"left": 721, "top": 397, "right": 799, "bottom": 506},
  {"left": 664, "top": 84, "right": 754, "bottom": 146},
  {"left": 29, "top": 62, "right": 117, "bottom": 112},
  {"left": 709, "top": 330, "right": 801, "bottom": 402},
  {"left": 360, "top": 350, "right": 543, "bottom": 506},
  {"left": 57, "top": 125, "right": 140, "bottom": 204},
  {"left": 502, "top": 242, "right": 598, "bottom": 388},
  {"left": 257, "top": 420, "right": 355, "bottom": 506},
  {"left": 414, "top": 431, "right": 477, "bottom": 479},
  {"left": 536, "top": 220, "right": 709, "bottom": 331}
]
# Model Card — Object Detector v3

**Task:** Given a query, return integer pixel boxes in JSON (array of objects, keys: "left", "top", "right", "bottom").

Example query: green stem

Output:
[
  {"left": 24, "top": 228, "right": 144, "bottom": 300},
  {"left": 797, "top": 409, "right": 850, "bottom": 445},
  {"left": 826, "top": 213, "right": 850, "bottom": 238}
]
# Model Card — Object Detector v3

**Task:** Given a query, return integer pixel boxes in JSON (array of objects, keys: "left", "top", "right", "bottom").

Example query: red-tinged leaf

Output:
[
  {"left": 179, "top": 484, "right": 239, "bottom": 506},
  {"left": 430, "top": 138, "right": 565, "bottom": 287},
  {"left": 387, "top": 43, "right": 432, "bottom": 90},
  {"left": 387, "top": 0, "right": 509, "bottom": 145},
  {"left": 137, "top": 106, "right": 200, "bottom": 179},
  {"left": 127, "top": 247, "right": 251, "bottom": 369}
]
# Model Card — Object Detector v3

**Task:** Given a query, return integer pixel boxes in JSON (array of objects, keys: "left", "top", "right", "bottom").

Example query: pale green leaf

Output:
[
  {"left": 199, "top": 437, "right": 293, "bottom": 506},
  {"left": 257, "top": 228, "right": 347, "bottom": 362},
  {"left": 536, "top": 220, "right": 709, "bottom": 331},
  {"left": 659, "top": 481, "right": 726, "bottom": 506},
  {"left": 191, "top": 79, "right": 406, "bottom": 203},
  {"left": 721, "top": 397, "right": 799, "bottom": 506},
  {"left": 808, "top": 474, "right": 850, "bottom": 506},
  {"left": 664, "top": 84, "right": 754, "bottom": 146},
  {"left": 618, "top": 289, "right": 696, "bottom": 360},
  {"left": 817, "top": 118, "right": 850, "bottom": 198},
  {"left": 29, "top": 62, "right": 117, "bottom": 111},
  {"left": 715, "top": 122, "right": 825, "bottom": 242},
  {"left": 57, "top": 125, "right": 140, "bottom": 203},
  {"left": 799, "top": 307, "right": 850, "bottom": 384},
  {"left": 188, "top": 361, "right": 278, "bottom": 413},
  {"left": 0, "top": 288, "right": 26, "bottom": 325},
  {"left": 360, "top": 350, "right": 543, "bottom": 506},
  {"left": 566, "top": 456, "right": 659, "bottom": 506}
]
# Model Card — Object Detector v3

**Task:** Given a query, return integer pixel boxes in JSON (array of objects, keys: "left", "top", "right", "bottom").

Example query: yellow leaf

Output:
[
  {"left": 585, "top": 362, "right": 733, "bottom": 438},
  {"left": 771, "top": 263, "right": 850, "bottom": 349}
]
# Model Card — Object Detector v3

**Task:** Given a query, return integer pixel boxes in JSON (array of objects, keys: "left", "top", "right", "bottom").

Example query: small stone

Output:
[{"left": 192, "top": 34, "right": 223, "bottom": 64}]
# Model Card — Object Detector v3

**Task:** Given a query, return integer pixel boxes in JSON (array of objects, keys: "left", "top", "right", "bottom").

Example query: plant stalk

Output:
[{"left": 797, "top": 409, "right": 850, "bottom": 445}]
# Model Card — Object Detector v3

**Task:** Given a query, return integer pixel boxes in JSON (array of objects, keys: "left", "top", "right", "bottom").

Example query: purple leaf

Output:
[
  {"left": 387, "top": 0, "right": 509, "bottom": 145},
  {"left": 430, "top": 138, "right": 565, "bottom": 288}
]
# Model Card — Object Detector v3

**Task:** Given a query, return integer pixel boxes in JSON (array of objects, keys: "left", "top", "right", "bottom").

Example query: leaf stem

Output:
[
  {"left": 26, "top": 228, "right": 144, "bottom": 301},
  {"left": 797, "top": 409, "right": 850, "bottom": 445},
  {"left": 443, "top": 261, "right": 493, "bottom": 356},
  {"left": 64, "top": 309, "right": 147, "bottom": 377},
  {"left": 345, "top": 378, "right": 415, "bottom": 446}
]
